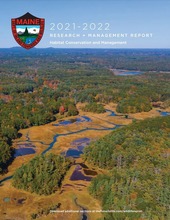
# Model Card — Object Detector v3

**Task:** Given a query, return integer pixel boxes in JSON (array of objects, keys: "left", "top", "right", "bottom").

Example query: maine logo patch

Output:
[{"left": 11, "top": 12, "right": 45, "bottom": 49}]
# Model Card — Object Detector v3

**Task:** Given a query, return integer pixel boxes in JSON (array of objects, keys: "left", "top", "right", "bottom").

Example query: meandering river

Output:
[
  {"left": 1, "top": 109, "right": 169, "bottom": 184},
  {"left": 0, "top": 109, "right": 169, "bottom": 219},
  {"left": 0, "top": 109, "right": 119, "bottom": 184},
  {"left": 0, "top": 109, "right": 170, "bottom": 184}
]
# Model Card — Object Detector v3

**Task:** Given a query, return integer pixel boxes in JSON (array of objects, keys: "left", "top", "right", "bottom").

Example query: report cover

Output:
[{"left": 0, "top": 1, "right": 170, "bottom": 220}]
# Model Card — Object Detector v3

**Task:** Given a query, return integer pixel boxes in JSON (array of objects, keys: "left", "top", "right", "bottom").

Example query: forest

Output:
[
  {"left": 0, "top": 49, "right": 170, "bottom": 173},
  {"left": 116, "top": 95, "right": 152, "bottom": 113},
  {"left": 12, "top": 153, "right": 71, "bottom": 195},
  {"left": 84, "top": 116, "right": 170, "bottom": 219},
  {"left": 83, "top": 102, "right": 105, "bottom": 113},
  {"left": 0, "top": 48, "right": 170, "bottom": 219},
  {"left": 0, "top": 91, "right": 78, "bottom": 174}
]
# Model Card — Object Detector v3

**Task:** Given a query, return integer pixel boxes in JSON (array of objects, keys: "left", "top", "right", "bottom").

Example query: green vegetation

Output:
[
  {"left": 0, "top": 141, "right": 12, "bottom": 173},
  {"left": 83, "top": 102, "right": 105, "bottom": 113},
  {"left": 0, "top": 49, "right": 170, "bottom": 219},
  {"left": 0, "top": 77, "right": 78, "bottom": 173},
  {"left": 84, "top": 116, "right": 170, "bottom": 219},
  {"left": 18, "top": 27, "right": 38, "bottom": 43},
  {"left": 0, "top": 49, "right": 170, "bottom": 173},
  {"left": 116, "top": 96, "right": 152, "bottom": 113},
  {"left": 57, "top": 98, "right": 79, "bottom": 116},
  {"left": 12, "top": 154, "right": 71, "bottom": 195}
]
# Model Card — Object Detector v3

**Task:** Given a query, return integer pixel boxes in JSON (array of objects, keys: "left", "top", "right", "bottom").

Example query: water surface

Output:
[{"left": 14, "top": 148, "right": 36, "bottom": 157}]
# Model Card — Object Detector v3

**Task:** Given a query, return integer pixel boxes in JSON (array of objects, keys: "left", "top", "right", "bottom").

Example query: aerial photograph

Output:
[{"left": 0, "top": 1, "right": 170, "bottom": 220}]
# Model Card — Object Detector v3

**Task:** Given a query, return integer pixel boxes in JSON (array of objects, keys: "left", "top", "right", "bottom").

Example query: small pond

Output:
[
  {"left": 14, "top": 148, "right": 36, "bottom": 157},
  {"left": 3, "top": 197, "right": 10, "bottom": 202},
  {"left": 159, "top": 111, "right": 170, "bottom": 116},
  {"left": 119, "top": 71, "right": 143, "bottom": 76},
  {"left": 114, "top": 69, "right": 143, "bottom": 76},
  {"left": 83, "top": 169, "right": 97, "bottom": 176},
  {"left": 70, "top": 165, "right": 92, "bottom": 181},
  {"left": 66, "top": 149, "right": 83, "bottom": 158},
  {"left": 64, "top": 138, "right": 91, "bottom": 158},
  {"left": 52, "top": 116, "right": 92, "bottom": 127},
  {"left": 17, "top": 198, "right": 26, "bottom": 204},
  {"left": 71, "top": 138, "right": 91, "bottom": 146}
]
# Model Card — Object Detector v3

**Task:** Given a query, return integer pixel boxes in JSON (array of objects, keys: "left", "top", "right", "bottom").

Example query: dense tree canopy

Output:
[
  {"left": 83, "top": 102, "right": 105, "bottom": 113},
  {"left": 84, "top": 116, "right": 170, "bottom": 219},
  {"left": 116, "top": 96, "right": 152, "bottom": 113},
  {"left": 1, "top": 49, "right": 170, "bottom": 173},
  {"left": 0, "top": 79, "right": 78, "bottom": 173},
  {"left": 12, "top": 154, "right": 71, "bottom": 195},
  {"left": 0, "top": 49, "right": 170, "bottom": 219}
]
